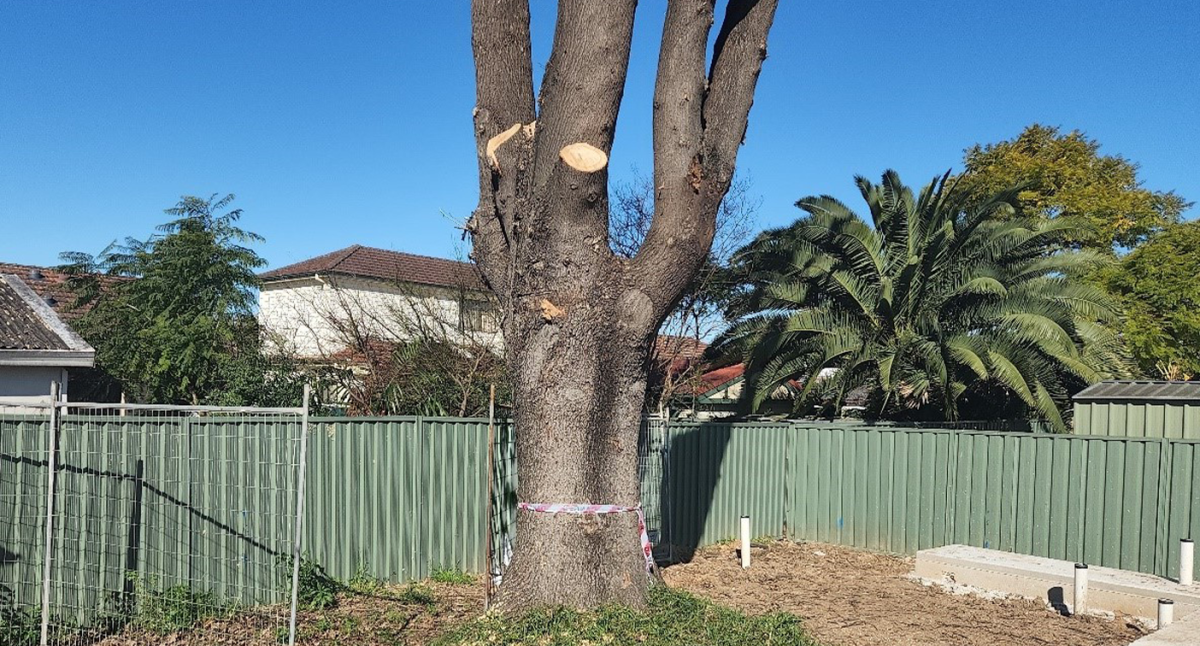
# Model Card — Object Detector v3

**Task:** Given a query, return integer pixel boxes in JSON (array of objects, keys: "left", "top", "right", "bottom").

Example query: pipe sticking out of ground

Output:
[
  {"left": 740, "top": 516, "right": 751, "bottom": 569},
  {"left": 1181, "top": 539, "right": 1194, "bottom": 586},
  {"left": 1074, "top": 563, "right": 1088, "bottom": 615},
  {"left": 1157, "top": 598, "right": 1173, "bottom": 629}
]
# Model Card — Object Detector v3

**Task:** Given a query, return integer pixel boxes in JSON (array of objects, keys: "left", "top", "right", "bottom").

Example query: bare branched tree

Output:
[
  {"left": 265, "top": 277, "right": 506, "bottom": 417},
  {"left": 468, "top": 0, "right": 779, "bottom": 607}
]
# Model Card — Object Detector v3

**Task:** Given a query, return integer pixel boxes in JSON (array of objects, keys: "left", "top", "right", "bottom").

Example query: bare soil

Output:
[
  {"left": 663, "top": 540, "right": 1149, "bottom": 646},
  {"left": 92, "top": 580, "right": 484, "bottom": 646}
]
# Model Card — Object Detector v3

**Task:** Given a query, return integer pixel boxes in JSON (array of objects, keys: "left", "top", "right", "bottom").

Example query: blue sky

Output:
[{"left": 1, "top": 0, "right": 1196, "bottom": 270}]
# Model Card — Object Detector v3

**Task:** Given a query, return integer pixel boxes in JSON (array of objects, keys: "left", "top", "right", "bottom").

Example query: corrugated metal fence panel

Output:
[
  {"left": 0, "top": 415, "right": 50, "bottom": 611},
  {"left": 661, "top": 422, "right": 789, "bottom": 555},
  {"left": 303, "top": 417, "right": 493, "bottom": 583},
  {"left": 0, "top": 414, "right": 300, "bottom": 625},
  {"left": 1163, "top": 440, "right": 1200, "bottom": 578},
  {"left": 1074, "top": 402, "right": 1200, "bottom": 439},
  {"left": 782, "top": 426, "right": 1187, "bottom": 578},
  {"left": 788, "top": 426, "right": 957, "bottom": 554}
]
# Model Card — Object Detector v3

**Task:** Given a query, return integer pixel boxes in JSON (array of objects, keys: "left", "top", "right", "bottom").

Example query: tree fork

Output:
[{"left": 469, "top": 0, "right": 778, "bottom": 609}]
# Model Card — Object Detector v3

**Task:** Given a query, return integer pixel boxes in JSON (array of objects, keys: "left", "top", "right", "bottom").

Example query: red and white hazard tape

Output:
[{"left": 517, "top": 502, "right": 655, "bottom": 572}]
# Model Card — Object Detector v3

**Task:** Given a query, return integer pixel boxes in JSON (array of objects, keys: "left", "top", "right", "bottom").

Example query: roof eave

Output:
[{"left": 0, "top": 349, "right": 96, "bottom": 368}]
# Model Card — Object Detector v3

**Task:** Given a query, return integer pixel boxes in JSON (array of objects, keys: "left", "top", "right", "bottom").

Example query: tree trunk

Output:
[
  {"left": 498, "top": 298, "right": 655, "bottom": 607},
  {"left": 469, "top": 0, "right": 779, "bottom": 609}
]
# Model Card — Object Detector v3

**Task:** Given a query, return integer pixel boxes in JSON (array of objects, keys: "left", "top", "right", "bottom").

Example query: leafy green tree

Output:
[
  {"left": 1104, "top": 221, "right": 1200, "bottom": 379},
  {"left": 717, "top": 171, "right": 1129, "bottom": 430},
  {"left": 956, "top": 124, "right": 1191, "bottom": 250},
  {"left": 60, "top": 194, "right": 305, "bottom": 405}
]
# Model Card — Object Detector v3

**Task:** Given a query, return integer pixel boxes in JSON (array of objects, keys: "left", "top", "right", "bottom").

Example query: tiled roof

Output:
[
  {"left": 0, "top": 262, "right": 125, "bottom": 318},
  {"left": 0, "top": 277, "right": 68, "bottom": 350},
  {"left": 1073, "top": 380, "right": 1200, "bottom": 402},
  {"left": 0, "top": 263, "right": 77, "bottom": 313},
  {"left": 261, "top": 245, "right": 486, "bottom": 291},
  {"left": 0, "top": 274, "right": 94, "bottom": 366}
]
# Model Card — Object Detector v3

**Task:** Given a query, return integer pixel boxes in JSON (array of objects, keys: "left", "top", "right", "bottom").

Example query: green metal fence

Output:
[
  {"left": 660, "top": 422, "right": 1200, "bottom": 579},
  {"left": 5, "top": 412, "right": 1199, "bottom": 630}
]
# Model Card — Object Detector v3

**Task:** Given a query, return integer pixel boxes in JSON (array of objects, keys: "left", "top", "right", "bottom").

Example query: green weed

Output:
[
  {"left": 125, "top": 573, "right": 232, "bottom": 634},
  {"left": 289, "top": 558, "right": 341, "bottom": 611},
  {"left": 0, "top": 604, "right": 41, "bottom": 646},
  {"left": 430, "top": 567, "right": 474, "bottom": 585}
]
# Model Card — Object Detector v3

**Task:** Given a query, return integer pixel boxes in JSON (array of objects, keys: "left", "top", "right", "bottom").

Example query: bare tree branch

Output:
[
  {"left": 703, "top": 0, "right": 779, "bottom": 178},
  {"left": 631, "top": 0, "right": 778, "bottom": 317}
]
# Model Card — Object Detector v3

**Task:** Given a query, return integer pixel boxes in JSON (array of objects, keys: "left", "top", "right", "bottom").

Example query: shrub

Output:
[{"left": 0, "top": 604, "right": 41, "bottom": 646}]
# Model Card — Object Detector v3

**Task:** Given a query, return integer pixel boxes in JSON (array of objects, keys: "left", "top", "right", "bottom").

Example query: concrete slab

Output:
[
  {"left": 914, "top": 545, "right": 1200, "bottom": 621},
  {"left": 1130, "top": 609, "right": 1200, "bottom": 645}
]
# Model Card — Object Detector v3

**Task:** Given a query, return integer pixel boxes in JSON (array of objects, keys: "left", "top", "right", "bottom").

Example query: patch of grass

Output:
[
  {"left": 125, "top": 574, "right": 233, "bottom": 634},
  {"left": 431, "top": 567, "right": 474, "bottom": 585},
  {"left": 435, "top": 585, "right": 816, "bottom": 646}
]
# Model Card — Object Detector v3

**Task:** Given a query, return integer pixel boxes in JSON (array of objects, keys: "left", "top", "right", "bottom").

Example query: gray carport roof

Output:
[{"left": 1073, "top": 380, "right": 1200, "bottom": 403}]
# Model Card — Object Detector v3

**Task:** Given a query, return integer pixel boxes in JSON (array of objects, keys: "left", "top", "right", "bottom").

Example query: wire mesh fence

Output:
[{"left": 0, "top": 389, "right": 309, "bottom": 646}]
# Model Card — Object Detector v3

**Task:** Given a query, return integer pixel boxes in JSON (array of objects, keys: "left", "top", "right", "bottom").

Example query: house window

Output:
[{"left": 460, "top": 300, "right": 497, "bottom": 333}]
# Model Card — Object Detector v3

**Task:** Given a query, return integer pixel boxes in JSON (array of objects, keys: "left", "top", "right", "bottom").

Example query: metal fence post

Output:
[
  {"left": 39, "top": 381, "right": 61, "bottom": 646},
  {"left": 287, "top": 385, "right": 311, "bottom": 646}
]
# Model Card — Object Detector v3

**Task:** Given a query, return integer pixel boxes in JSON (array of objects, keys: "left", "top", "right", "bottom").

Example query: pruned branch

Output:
[{"left": 470, "top": 0, "right": 536, "bottom": 290}]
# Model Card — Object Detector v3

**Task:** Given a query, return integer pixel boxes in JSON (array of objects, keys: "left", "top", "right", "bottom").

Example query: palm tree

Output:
[{"left": 715, "top": 170, "right": 1128, "bottom": 430}]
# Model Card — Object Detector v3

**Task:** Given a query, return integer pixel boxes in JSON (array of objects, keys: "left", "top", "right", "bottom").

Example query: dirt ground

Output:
[
  {"left": 92, "top": 580, "right": 484, "bottom": 646},
  {"left": 92, "top": 541, "right": 1151, "bottom": 646},
  {"left": 664, "top": 540, "right": 1149, "bottom": 646}
]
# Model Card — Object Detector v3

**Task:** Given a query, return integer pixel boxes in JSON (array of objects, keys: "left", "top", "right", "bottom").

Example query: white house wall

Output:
[
  {"left": 0, "top": 365, "right": 66, "bottom": 407},
  {"left": 258, "top": 275, "right": 500, "bottom": 358}
]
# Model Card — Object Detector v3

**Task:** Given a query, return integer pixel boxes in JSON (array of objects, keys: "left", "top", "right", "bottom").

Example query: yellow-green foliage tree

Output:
[
  {"left": 1104, "top": 221, "right": 1200, "bottom": 380},
  {"left": 956, "top": 124, "right": 1190, "bottom": 250}
]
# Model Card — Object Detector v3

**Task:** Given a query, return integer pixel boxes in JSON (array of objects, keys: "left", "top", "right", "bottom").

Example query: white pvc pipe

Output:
[
  {"left": 1158, "top": 598, "right": 1174, "bottom": 630},
  {"left": 1181, "top": 539, "right": 1194, "bottom": 586},
  {"left": 1073, "top": 563, "right": 1088, "bottom": 615},
  {"left": 740, "top": 516, "right": 751, "bottom": 569}
]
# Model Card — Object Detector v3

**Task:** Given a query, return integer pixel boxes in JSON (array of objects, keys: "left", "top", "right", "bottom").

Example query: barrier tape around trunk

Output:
[{"left": 517, "top": 502, "right": 655, "bottom": 572}]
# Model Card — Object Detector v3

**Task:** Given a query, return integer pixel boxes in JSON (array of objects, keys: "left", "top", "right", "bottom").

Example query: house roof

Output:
[
  {"left": 261, "top": 245, "right": 486, "bottom": 291},
  {"left": 0, "top": 262, "right": 126, "bottom": 318},
  {"left": 0, "top": 274, "right": 94, "bottom": 367},
  {"left": 1073, "top": 380, "right": 1200, "bottom": 403},
  {"left": 0, "top": 262, "right": 78, "bottom": 313}
]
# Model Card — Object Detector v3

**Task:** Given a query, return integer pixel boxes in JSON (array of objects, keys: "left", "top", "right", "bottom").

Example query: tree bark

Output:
[{"left": 469, "top": 0, "right": 778, "bottom": 609}]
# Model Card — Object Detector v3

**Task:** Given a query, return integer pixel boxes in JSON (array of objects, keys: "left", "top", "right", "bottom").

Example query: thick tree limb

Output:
[
  {"left": 703, "top": 0, "right": 778, "bottom": 178},
  {"left": 527, "top": 0, "right": 637, "bottom": 276},
  {"left": 470, "top": 0, "right": 536, "bottom": 292},
  {"left": 632, "top": 0, "right": 778, "bottom": 318}
]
